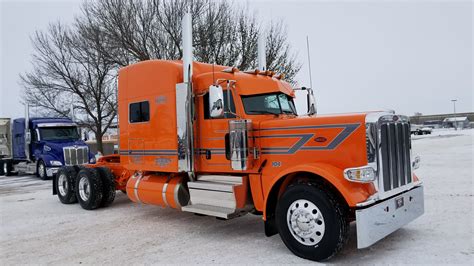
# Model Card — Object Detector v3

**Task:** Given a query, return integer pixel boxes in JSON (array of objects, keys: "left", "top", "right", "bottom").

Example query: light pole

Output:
[{"left": 451, "top": 99, "right": 457, "bottom": 130}]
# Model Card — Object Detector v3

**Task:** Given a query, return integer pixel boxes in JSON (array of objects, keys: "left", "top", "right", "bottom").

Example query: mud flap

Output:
[{"left": 52, "top": 174, "right": 57, "bottom": 195}]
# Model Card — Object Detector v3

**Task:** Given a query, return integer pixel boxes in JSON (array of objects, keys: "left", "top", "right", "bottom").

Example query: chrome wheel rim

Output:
[
  {"left": 78, "top": 176, "right": 90, "bottom": 201},
  {"left": 287, "top": 199, "right": 325, "bottom": 246},
  {"left": 58, "top": 174, "right": 68, "bottom": 196},
  {"left": 38, "top": 163, "right": 45, "bottom": 178}
]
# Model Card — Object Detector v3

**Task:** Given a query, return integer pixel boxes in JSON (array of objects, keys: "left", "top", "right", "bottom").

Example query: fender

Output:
[
  {"left": 37, "top": 153, "right": 61, "bottom": 167},
  {"left": 262, "top": 162, "right": 376, "bottom": 219}
]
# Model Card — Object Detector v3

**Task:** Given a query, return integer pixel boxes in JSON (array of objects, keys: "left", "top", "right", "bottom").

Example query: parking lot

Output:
[{"left": 0, "top": 129, "right": 472, "bottom": 264}]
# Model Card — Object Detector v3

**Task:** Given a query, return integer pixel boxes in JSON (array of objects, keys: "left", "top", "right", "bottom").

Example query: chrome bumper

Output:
[
  {"left": 356, "top": 186, "right": 424, "bottom": 249},
  {"left": 46, "top": 167, "right": 60, "bottom": 177}
]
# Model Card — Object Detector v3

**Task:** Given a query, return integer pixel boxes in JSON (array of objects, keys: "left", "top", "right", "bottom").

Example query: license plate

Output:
[{"left": 395, "top": 197, "right": 404, "bottom": 209}]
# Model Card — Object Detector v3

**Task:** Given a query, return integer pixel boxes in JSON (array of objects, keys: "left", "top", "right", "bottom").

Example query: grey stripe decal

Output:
[
  {"left": 256, "top": 123, "right": 360, "bottom": 131},
  {"left": 260, "top": 123, "right": 360, "bottom": 154},
  {"left": 119, "top": 149, "right": 178, "bottom": 156}
]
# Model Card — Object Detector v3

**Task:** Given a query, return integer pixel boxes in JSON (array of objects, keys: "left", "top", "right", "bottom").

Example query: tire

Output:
[
  {"left": 96, "top": 167, "right": 116, "bottom": 207},
  {"left": 0, "top": 160, "right": 4, "bottom": 176},
  {"left": 4, "top": 160, "right": 13, "bottom": 176},
  {"left": 56, "top": 166, "right": 78, "bottom": 204},
  {"left": 37, "top": 160, "right": 48, "bottom": 180},
  {"left": 275, "top": 183, "right": 349, "bottom": 261},
  {"left": 75, "top": 168, "right": 103, "bottom": 210}
]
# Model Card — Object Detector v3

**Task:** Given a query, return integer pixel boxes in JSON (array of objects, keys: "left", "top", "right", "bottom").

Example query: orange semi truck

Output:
[{"left": 52, "top": 14, "right": 424, "bottom": 261}]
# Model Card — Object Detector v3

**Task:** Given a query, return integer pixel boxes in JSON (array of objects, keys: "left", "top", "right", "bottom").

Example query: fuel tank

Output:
[{"left": 126, "top": 173, "right": 190, "bottom": 209}]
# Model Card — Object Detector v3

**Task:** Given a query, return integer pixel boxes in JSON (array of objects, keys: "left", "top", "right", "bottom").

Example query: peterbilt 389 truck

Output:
[
  {"left": 52, "top": 14, "right": 424, "bottom": 261},
  {"left": 0, "top": 114, "right": 94, "bottom": 179}
]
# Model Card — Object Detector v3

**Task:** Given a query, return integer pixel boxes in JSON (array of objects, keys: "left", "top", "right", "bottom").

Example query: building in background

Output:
[
  {"left": 442, "top": 117, "right": 470, "bottom": 129},
  {"left": 410, "top": 112, "right": 473, "bottom": 129}
]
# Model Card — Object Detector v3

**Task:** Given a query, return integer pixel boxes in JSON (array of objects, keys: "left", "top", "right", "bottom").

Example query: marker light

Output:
[
  {"left": 412, "top": 155, "right": 421, "bottom": 170},
  {"left": 344, "top": 166, "right": 376, "bottom": 183}
]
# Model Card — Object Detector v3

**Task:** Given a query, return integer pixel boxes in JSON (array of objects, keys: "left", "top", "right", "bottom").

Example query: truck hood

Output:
[
  {"left": 43, "top": 140, "right": 88, "bottom": 154},
  {"left": 257, "top": 113, "right": 368, "bottom": 131},
  {"left": 255, "top": 113, "right": 368, "bottom": 162}
]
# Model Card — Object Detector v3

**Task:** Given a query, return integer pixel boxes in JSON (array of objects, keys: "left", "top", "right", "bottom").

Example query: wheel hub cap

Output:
[
  {"left": 39, "top": 164, "right": 45, "bottom": 177},
  {"left": 58, "top": 174, "right": 68, "bottom": 196},
  {"left": 287, "top": 199, "right": 325, "bottom": 246},
  {"left": 78, "top": 177, "right": 90, "bottom": 201}
]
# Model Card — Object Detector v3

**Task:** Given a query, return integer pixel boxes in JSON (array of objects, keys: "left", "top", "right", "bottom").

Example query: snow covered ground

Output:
[{"left": 0, "top": 129, "right": 473, "bottom": 264}]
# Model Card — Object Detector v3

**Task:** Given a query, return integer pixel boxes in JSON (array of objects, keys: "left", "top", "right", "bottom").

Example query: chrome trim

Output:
[
  {"left": 176, "top": 82, "right": 194, "bottom": 175},
  {"left": 364, "top": 112, "right": 416, "bottom": 201},
  {"left": 133, "top": 172, "right": 143, "bottom": 203},
  {"left": 162, "top": 179, "right": 170, "bottom": 207},
  {"left": 63, "top": 146, "right": 89, "bottom": 166},
  {"left": 36, "top": 123, "right": 77, "bottom": 128},
  {"left": 356, "top": 185, "right": 424, "bottom": 248},
  {"left": 229, "top": 119, "right": 252, "bottom": 170}
]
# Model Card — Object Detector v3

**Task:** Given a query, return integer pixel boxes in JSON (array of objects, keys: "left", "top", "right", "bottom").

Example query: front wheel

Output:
[
  {"left": 37, "top": 160, "right": 48, "bottom": 180},
  {"left": 276, "top": 184, "right": 349, "bottom": 261}
]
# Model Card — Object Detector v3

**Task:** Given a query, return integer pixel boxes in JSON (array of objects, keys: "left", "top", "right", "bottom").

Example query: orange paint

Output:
[{"left": 91, "top": 60, "right": 385, "bottom": 215}]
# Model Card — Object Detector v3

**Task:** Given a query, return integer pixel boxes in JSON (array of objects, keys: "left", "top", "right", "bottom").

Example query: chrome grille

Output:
[
  {"left": 63, "top": 146, "right": 89, "bottom": 166},
  {"left": 379, "top": 121, "right": 412, "bottom": 192}
]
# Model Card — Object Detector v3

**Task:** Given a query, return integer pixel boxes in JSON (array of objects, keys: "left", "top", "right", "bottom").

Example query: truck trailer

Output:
[
  {"left": 0, "top": 115, "right": 94, "bottom": 179},
  {"left": 52, "top": 14, "right": 424, "bottom": 261}
]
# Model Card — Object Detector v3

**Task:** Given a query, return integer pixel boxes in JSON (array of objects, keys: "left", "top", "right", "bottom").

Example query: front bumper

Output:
[
  {"left": 46, "top": 167, "right": 60, "bottom": 177},
  {"left": 356, "top": 185, "right": 424, "bottom": 249}
]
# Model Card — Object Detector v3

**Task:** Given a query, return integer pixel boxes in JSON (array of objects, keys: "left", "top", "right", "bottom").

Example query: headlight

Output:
[
  {"left": 89, "top": 157, "right": 96, "bottom": 164},
  {"left": 43, "top": 145, "right": 52, "bottom": 152},
  {"left": 344, "top": 166, "right": 376, "bottom": 183},
  {"left": 50, "top": 160, "right": 62, "bottom": 166}
]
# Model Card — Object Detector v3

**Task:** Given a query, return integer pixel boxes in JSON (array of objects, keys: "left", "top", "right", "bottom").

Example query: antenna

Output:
[
  {"left": 306, "top": 36, "right": 313, "bottom": 89},
  {"left": 212, "top": 63, "right": 215, "bottom": 85}
]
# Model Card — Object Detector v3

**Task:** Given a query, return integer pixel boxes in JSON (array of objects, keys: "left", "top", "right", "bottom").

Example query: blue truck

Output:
[{"left": 0, "top": 116, "right": 94, "bottom": 179}]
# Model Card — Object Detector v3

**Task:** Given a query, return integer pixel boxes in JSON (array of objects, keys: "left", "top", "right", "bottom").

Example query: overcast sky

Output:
[{"left": 1, "top": 0, "right": 472, "bottom": 119}]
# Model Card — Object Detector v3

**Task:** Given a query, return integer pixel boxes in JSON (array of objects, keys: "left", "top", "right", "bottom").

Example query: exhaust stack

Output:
[
  {"left": 176, "top": 12, "right": 195, "bottom": 177},
  {"left": 24, "top": 104, "right": 30, "bottom": 160},
  {"left": 182, "top": 13, "right": 193, "bottom": 82},
  {"left": 258, "top": 33, "right": 266, "bottom": 71}
]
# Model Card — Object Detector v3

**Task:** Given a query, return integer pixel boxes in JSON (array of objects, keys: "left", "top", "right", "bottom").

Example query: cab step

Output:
[
  {"left": 182, "top": 175, "right": 248, "bottom": 219},
  {"left": 182, "top": 204, "right": 238, "bottom": 219}
]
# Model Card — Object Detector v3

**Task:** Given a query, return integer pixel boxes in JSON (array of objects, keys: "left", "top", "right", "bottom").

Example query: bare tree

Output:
[
  {"left": 21, "top": 0, "right": 300, "bottom": 154},
  {"left": 83, "top": 0, "right": 301, "bottom": 82},
  {"left": 20, "top": 20, "right": 117, "bottom": 153}
]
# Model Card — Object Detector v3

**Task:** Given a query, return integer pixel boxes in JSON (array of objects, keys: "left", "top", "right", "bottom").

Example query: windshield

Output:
[
  {"left": 39, "top": 127, "right": 80, "bottom": 141},
  {"left": 242, "top": 93, "right": 297, "bottom": 115}
]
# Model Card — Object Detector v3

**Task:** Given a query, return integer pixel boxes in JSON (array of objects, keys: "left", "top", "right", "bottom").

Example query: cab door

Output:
[{"left": 196, "top": 89, "right": 237, "bottom": 173}]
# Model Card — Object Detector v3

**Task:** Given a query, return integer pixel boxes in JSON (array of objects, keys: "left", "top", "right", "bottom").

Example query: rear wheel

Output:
[
  {"left": 276, "top": 183, "right": 349, "bottom": 261},
  {"left": 3, "top": 160, "right": 13, "bottom": 176},
  {"left": 0, "top": 160, "right": 5, "bottom": 176},
  {"left": 37, "top": 160, "right": 48, "bottom": 180},
  {"left": 56, "top": 166, "right": 78, "bottom": 204},
  {"left": 96, "top": 167, "right": 116, "bottom": 207},
  {"left": 75, "top": 168, "right": 103, "bottom": 210}
]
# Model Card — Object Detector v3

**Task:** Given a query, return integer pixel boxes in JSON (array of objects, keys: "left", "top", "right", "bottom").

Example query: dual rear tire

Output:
[{"left": 55, "top": 166, "right": 116, "bottom": 210}]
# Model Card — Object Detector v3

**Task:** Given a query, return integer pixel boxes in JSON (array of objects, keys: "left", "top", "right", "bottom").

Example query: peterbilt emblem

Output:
[{"left": 314, "top": 137, "right": 327, "bottom": 143}]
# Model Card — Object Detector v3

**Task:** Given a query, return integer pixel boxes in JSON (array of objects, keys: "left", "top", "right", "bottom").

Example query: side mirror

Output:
[
  {"left": 25, "top": 132, "right": 31, "bottom": 144},
  {"left": 305, "top": 87, "right": 317, "bottom": 115},
  {"left": 209, "top": 85, "right": 224, "bottom": 118}
]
